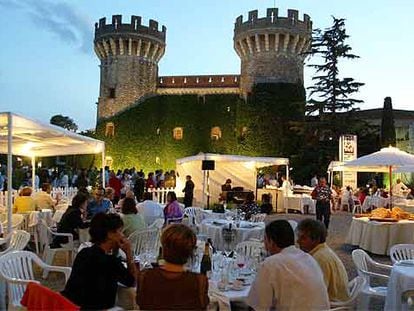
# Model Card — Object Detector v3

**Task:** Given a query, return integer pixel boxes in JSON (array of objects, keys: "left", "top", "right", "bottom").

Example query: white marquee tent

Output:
[
  {"left": 0, "top": 112, "right": 105, "bottom": 232},
  {"left": 176, "top": 153, "right": 289, "bottom": 206}
]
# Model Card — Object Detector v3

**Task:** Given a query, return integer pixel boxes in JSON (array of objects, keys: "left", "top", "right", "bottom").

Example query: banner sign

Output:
[{"left": 339, "top": 135, "right": 357, "bottom": 188}]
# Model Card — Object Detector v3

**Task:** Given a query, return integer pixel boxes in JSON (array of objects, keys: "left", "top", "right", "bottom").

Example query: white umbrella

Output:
[
  {"left": 394, "top": 165, "right": 414, "bottom": 173},
  {"left": 344, "top": 146, "right": 414, "bottom": 209}
]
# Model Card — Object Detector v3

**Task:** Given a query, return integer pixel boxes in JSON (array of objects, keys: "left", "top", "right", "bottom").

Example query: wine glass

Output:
[{"left": 236, "top": 254, "right": 246, "bottom": 277}]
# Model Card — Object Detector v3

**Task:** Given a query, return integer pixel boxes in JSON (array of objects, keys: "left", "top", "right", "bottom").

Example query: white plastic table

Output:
[{"left": 384, "top": 261, "right": 414, "bottom": 310}]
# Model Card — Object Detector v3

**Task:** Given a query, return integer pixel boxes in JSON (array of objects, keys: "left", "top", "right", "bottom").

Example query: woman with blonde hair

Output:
[
  {"left": 136, "top": 224, "right": 209, "bottom": 310},
  {"left": 13, "top": 187, "right": 35, "bottom": 213}
]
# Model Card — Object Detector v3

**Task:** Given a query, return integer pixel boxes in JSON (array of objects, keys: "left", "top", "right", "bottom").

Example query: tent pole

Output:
[
  {"left": 202, "top": 170, "right": 206, "bottom": 208},
  {"left": 389, "top": 165, "right": 393, "bottom": 210},
  {"left": 31, "top": 156, "right": 36, "bottom": 190},
  {"left": 7, "top": 113, "right": 13, "bottom": 234},
  {"left": 286, "top": 165, "right": 289, "bottom": 182},
  {"left": 101, "top": 148, "right": 106, "bottom": 189}
]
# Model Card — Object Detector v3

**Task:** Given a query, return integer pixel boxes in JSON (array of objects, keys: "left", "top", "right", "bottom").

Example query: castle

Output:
[{"left": 94, "top": 8, "right": 312, "bottom": 120}]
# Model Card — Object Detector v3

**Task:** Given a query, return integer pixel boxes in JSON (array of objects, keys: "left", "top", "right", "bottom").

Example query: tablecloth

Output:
[
  {"left": 199, "top": 219, "right": 264, "bottom": 251},
  {"left": 346, "top": 217, "right": 414, "bottom": 255},
  {"left": 385, "top": 262, "right": 414, "bottom": 310},
  {"left": 362, "top": 196, "right": 390, "bottom": 211}
]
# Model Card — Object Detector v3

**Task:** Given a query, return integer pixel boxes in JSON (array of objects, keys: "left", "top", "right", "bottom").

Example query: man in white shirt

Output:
[
  {"left": 136, "top": 192, "right": 164, "bottom": 225},
  {"left": 392, "top": 179, "right": 411, "bottom": 197},
  {"left": 247, "top": 220, "right": 330, "bottom": 311}
]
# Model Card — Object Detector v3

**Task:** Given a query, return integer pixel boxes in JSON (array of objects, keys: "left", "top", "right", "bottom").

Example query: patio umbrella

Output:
[
  {"left": 394, "top": 165, "right": 414, "bottom": 173},
  {"left": 343, "top": 146, "right": 414, "bottom": 209}
]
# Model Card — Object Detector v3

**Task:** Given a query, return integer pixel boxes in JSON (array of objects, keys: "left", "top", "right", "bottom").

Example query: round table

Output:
[
  {"left": 199, "top": 219, "right": 265, "bottom": 251},
  {"left": 385, "top": 261, "right": 414, "bottom": 310},
  {"left": 346, "top": 217, "right": 414, "bottom": 255}
]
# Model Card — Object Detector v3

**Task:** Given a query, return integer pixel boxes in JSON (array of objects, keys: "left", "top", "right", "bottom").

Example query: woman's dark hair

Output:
[
  {"left": 71, "top": 192, "right": 89, "bottom": 210},
  {"left": 122, "top": 197, "right": 137, "bottom": 214},
  {"left": 161, "top": 224, "right": 196, "bottom": 265},
  {"left": 167, "top": 191, "right": 177, "bottom": 202},
  {"left": 265, "top": 220, "right": 294, "bottom": 249},
  {"left": 89, "top": 213, "right": 123, "bottom": 244},
  {"left": 297, "top": 219, "right": 327, "bottom": 243}
]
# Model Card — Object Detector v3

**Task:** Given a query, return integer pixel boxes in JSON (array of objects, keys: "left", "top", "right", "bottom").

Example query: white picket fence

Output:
[
  {"left": 0, "top": 187, "right": 78, "bottom": 207},
  {"left": 148, "top": 187, "right": 177, "bottom": 204}
]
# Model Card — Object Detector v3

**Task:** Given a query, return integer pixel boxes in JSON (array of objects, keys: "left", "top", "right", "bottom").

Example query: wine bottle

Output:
[
  {"left": 207, "top": 238, "right": 216, "bottom": 254},
  {"left": 200, "top": 243, "right": 212, "bottom": 276}
]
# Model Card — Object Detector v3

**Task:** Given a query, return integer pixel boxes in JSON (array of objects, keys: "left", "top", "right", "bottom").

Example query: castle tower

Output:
[
  {"left": 234, "top": 8, "right": 312, "bottom": 95},
  {"left": 94, "top": 15, "right": 166, "bottom": 119}
]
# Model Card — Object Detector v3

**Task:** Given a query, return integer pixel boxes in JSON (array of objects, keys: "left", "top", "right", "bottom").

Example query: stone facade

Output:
[
  {"left": 94, "top": 15, "right": 166, "bottom": 120},
  {"left": 234, "top": 9, "right": 312, "bottom": 94},
  {"left": 94, "top": 9, "right": 312, "bottom": 120}
]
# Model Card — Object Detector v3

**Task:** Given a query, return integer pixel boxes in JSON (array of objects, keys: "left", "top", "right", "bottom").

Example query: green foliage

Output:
[
  {"left": 94, "top": 84, "right": 306, "bottom": 172},
  {"left": 380, "top": 97, "right": 396, "bottom": 147},
  {"left": 50, "top": 114, "right": 78, "bottom": 132}
]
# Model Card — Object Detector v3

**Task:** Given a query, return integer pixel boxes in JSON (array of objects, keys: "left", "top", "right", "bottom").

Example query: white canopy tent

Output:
[
  {"left": 327, "top": 160, "right": 390, "bottom": 186},
  {"left": 0, "top": 112, "right": 105, "bottom": 232},
  {"left": 176, "top": 153, "right": 289, "bottom": 206}
]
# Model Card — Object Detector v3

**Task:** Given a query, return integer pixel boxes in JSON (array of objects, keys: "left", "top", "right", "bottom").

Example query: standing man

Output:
[
  {"left": 182, "top": 175, "right": 195, "bottom": 208},
  {"left": 297, "top": 219, "right": 349, "bottom": 302},
  {"left": 311, "top": 177, "right": 333, "bottom": 229},
  {"left": 247, "top": 220, "right": 329, "bottom": 310}
]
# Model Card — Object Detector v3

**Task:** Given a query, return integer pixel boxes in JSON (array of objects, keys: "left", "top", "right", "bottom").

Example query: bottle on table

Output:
[
  {"left": 156, "top": 246, "right": 164, "bottom": 266},
  {"left": 200, "top": 243, "right": 212, "bottom": 277},
  {"left": 207, "top": 238, "right": 216, "bottom": 254}
]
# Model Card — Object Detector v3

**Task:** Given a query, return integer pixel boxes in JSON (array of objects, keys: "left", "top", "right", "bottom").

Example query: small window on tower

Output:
[
  {"left": 173, "top": 127, "right": 183, "bottom": 140},
  {"left": 105, "top": 122, "right": 115, "bottom": 137},
  {"left": 211, "top": 127, "right": 222, "bottom": 140},
  {"left": 109, "top": 88, "right": 116, "bottom": 99}
]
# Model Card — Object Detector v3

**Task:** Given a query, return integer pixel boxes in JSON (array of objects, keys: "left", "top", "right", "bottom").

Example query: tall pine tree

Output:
[{"left": 307, "top": 17, "right": 364, "bottom": 119}]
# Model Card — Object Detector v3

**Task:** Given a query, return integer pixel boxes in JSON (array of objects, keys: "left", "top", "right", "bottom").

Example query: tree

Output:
[
  {"left": 380, "top": 97, "right": 396, "bottom": 147},
  {"left": 50, "top": 114, "right": 78, "bottom": 132},
  {"left": 307, "top": 17, "right": 364, "bottom": 118}
]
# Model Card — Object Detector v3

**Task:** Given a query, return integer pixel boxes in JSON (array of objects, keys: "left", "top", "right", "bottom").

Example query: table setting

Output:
[{"left": 199, "top": 218, "right": 265, "bottom": 251}]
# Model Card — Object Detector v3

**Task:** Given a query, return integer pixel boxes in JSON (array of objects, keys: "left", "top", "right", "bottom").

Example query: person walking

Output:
[
  {"left": 182, "top": 175, "right": 195, "bottom": 208},
  {"left": 311, "top": 177, "right": 333, "bottom": 229}
]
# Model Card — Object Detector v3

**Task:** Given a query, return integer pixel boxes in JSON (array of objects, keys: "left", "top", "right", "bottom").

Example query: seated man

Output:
[
  {"left": 33, "top": 183, "right": 55, "bottom": 211},
  {"left": 297, "top": 219, "right": 349, "bottom": 302},
  {"left": 221, "top": 179, "right": 232, "bottom": 192},
  {"left": 136, "top": 192, "right": 164, "bottom": 225},
  {"left": 392, "top": 179, "right": 411, "bottom": 197},
  {"left": 247, "top": 220, "right": 329, "bottom": 311},
  {"left": 87, "top": 188, "right": 112, "bottom": 219}
]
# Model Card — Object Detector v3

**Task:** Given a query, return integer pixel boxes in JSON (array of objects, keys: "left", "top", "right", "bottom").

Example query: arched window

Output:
[
  {"left": 173, "top": 127, "right": 183, "bottom": 140},
  {"left": 105, "top": 122, "right": 115, "bottom": 137},
  {"left": 211, "top": 126, "right": 222, "bottom": 140}
]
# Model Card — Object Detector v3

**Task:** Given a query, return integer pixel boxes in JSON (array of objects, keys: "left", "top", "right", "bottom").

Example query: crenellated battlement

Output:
[
  {"left": 95, "top": 15, "right": 166, "bottom": 42},
  {"left": 234, "top": 8, "right": 311, "bottom": 36}
]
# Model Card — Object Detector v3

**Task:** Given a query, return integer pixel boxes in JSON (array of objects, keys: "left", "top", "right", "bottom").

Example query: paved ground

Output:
[{"left": 40, "top": 211, "right": 390, "bottom": 310}]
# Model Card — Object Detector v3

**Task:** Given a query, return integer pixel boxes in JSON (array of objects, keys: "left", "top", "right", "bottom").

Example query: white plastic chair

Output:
[
  {"left": 2, "top": 213, "right": 24, "bottom": 235},
  {"left": 183, "top": 207, "right": 203, "bottom": 225},
  {"left": 128, "top": 227, "right": 160, "bottom": 256},
  {"left": 352, "top": 199, "right": 362, "bottom": 214},
  {"left": 0, "top": 250, "right": 71, "bottom": 309},
  {"left": 166, "top": 216, "right": 183, "bottom": 224},
  {"left": 235, "top": 240, "right": 264, "bottom": 258},
  {"left": 39, "top": 219, "right": 74, "bottom": 278},
  {"left": 0, "top": 230, "right": 30, "bottom": 256},
  {"left": 288, "top": 220, "right": 298, "bottom": 232},
  {"left": 148, "top": 218, "right": 164, "bottom": 230},
  {"left": 390, "top": 244, "right": 414, "bottom": 264},
  {"left": 352, "top": 249, "right": 391, "bottom": 309},
  {"left": 330, "top": 276, "right": 366, "bottom": 309}
]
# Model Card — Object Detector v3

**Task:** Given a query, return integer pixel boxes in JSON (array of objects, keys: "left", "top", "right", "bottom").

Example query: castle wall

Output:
[
  {"left": 98, "top": 56, "right": 158, "bottom": 119},
  {"left": 234, "top": 9, "right": 312, "bottom": 94}
]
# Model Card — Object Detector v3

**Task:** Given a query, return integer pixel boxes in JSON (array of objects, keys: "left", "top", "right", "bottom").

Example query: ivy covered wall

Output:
[{"left": 95, "top": 83, "right": 306, "bottom": 171}]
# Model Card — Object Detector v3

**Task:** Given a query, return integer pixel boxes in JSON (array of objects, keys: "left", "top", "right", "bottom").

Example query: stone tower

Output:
[
  {"left": 94, "top": 15, "right": 166, "bottom": 119},
  {"left": 234, "top": 8, "right": 312, "bottom": 95}
]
